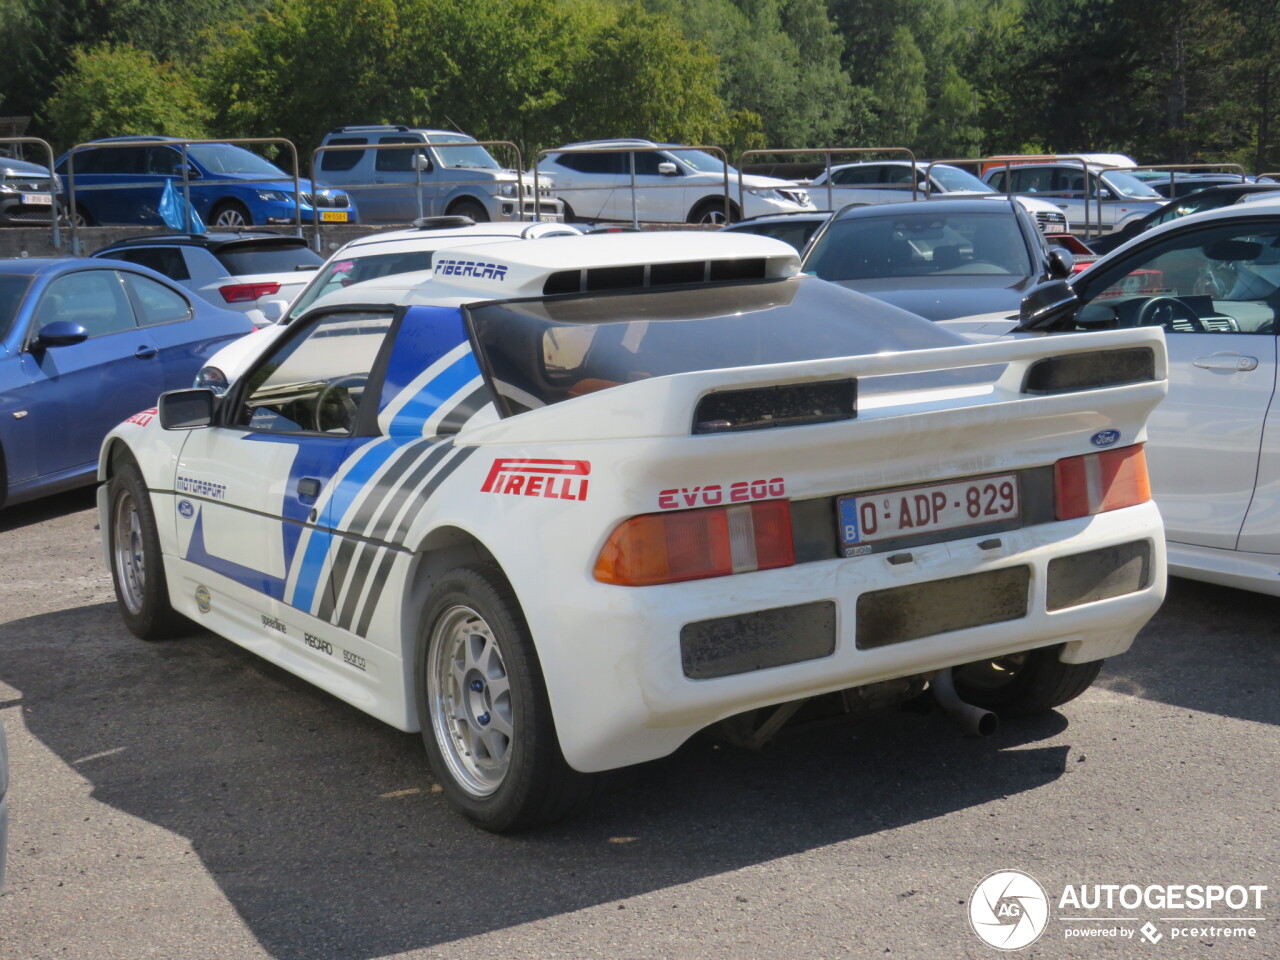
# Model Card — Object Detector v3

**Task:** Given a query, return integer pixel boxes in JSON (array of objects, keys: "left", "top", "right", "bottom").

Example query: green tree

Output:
[{"left": 44, "top": 42, "right": 209, "bottom": 146}]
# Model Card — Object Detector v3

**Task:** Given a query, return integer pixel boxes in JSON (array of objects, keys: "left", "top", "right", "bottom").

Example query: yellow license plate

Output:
[{"left": 320, "top": 211, "right": 348, "bottom": 222}]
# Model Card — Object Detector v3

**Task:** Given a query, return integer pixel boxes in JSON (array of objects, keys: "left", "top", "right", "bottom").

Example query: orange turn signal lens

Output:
[
  {"left": 1054, "top": 443, "right": 1151, "bottom": 521},
  {"left": 595, "top": 500, "right": 794, "bottom": 586}
]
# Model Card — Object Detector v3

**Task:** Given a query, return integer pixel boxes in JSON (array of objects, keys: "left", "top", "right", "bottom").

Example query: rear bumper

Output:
[{"left": 531, "top": 502, "right": 1165, "bottom": 772}]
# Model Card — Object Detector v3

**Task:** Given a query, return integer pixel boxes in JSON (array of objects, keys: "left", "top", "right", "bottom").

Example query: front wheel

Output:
[
  {"left": 951, "top": 644, "right": 1102, "bottom": 715},
  {"left": 108, "top": 461, "right": 189, "bottom": 640},
  {"left": 211, "top": 200, "right": 252, "bottom": 228},
  {"left": 417, "top": 564, "right": 600, "bottom": 831},
  {"left": 688, "top": 199, "right": 740, "bottom": 225},
  {"left": 447, "top": 198, "right": 490, "bottom": 223}
]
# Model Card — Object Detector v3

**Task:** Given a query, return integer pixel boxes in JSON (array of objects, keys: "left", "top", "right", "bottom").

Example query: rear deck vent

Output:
[
  {"left": 709, "top": 257, "right": 766, "bottom": 282},
  {"left": 585, "top": 264, "right": 645, "bottom": 291},
  {"left": 542, "top": 258, "right": 769, "bottom": 296},
  {"left": 1022, "top": 347, "right": 1155, "bottom": 395},
  {"left": 693, "top": 378, "right": 857, "bottom": 434},
  {"left": 650, "top": 260, "right": 705, "bottom": 286}
]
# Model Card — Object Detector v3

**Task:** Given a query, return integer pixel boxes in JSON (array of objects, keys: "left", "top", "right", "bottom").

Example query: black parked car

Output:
[
  {"left": 800, "top": 198, "right": 1072, "bottom": 321},
  {"left": 1086, "top": 183, "right": 1280, "bottom": 255}
]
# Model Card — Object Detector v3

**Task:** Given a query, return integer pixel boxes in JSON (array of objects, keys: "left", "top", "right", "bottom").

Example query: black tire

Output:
[
  {"left": 688, "top": 198, "right": 740, "bottom": 225},
  {"left": 210, "top": 200, "right": 252, "bottom": 229},
  {"left": 108, "top": 461, "right": 190, "bottom": 641},
  {"left": 447, "top": 198, "right": 490, "bottom": 223},
  {"left": 561, "top": 202, "right": 581, "bottom": 224},
  {"left": 416, "top": 564, "right": 601, "bottom": 832},
  {"left": 952, "top": 644, "right": 1103, "bottom": 715},
  {"left": 73, "top": 205, "right": 93, "bottom": 227}
]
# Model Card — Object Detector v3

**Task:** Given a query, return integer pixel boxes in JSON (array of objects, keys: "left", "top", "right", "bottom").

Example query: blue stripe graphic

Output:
[{"left": 389, "top": 352, "right": 482, "bottom": 439}]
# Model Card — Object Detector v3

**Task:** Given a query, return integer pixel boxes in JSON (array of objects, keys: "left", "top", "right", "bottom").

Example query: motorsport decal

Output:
[
  {"left": 433, "top": 257, "right": 508, "bottom": 281},
  {"left": 658, "top": 477, "right": 786, "bottom": 510},
  {"left": 126, "top": 408, "right": 157, "bottom": 427},
  {"left": 481, "top": 459, "right": 590, "bottom": 501},
  {"left": 176, "top": 475, "right": 227, "bottom": 500},
  {"left": 194, "top": 585, "right": 211, "bottom": 614}
]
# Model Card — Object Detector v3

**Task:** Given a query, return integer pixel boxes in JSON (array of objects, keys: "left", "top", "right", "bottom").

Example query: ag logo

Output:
[
  {"left": 195, "top": 585, "right": 212, "bottom": 615},
  {"left": 968, "top": 869, "right": 1050, "bottom": 950},
  {"left": 1091, "top": 429, "right": 1121, "bottom": 447},
  {"left": 178, "top": 499, "right": 195, "bottom": 519}
]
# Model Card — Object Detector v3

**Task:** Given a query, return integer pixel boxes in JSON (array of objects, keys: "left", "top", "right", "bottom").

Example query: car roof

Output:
[
  {"left": 830, "top": 196, "right": 1024, "bottom": 219},
  {"left": 94, "top": 232, "right": 310, "bottom": 253},
  {"left": 553, "top": 139, "right": 660, "bottom": 150},
  {"left": 325, "top": 125, "right": 467, "bottom": 138}
]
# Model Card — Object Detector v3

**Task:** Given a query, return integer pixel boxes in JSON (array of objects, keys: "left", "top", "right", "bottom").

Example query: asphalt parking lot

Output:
[{"left": 0, "top": 488, "right": 1276, "bottom": 959}]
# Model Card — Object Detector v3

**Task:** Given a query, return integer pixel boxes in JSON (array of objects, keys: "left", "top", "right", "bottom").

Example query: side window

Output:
[
  {"left": 96, "top": 147, "right": 145, "bottom": 175},
  {"left": 122, "top": 272, "right": 193, "bottom": 326},
  {"left": 376, "top": 136, "right": 425, "bottom": 173},
  {"left": 145, "top": 146, "right": 183, "bottom": 175},
  {"left": 236, "top": 310, "right": 395, "bottom": 435},
  {"left": 112, "top": 246, "right": 191, "bottom": 281},
  {"left": 1077, "top": 222, "right": 1280, "bottom": 334},
  {"left": 986, "top": 170, "right": 1007, "bottom": 191},
  {"left": 833, "top": 166, "right": 878, "bottom": 186},
  {"left": 1011, "top": 169, "right": 1049, "bottom": 194},
  {"left": 319, "top": 137, "right": 368, "bottom": 172},
  {"left": 556, "top": 152, "right": 625, "bottom": 175},
  {"left": 33, "top": 270, "right": 137, "bottom": 338},
  {"left": 631, "top": 152, "right": 664, "bottom": 176}
]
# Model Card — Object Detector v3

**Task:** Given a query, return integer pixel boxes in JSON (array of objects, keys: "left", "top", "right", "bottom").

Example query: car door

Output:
[
  {"left": 17, "top": 268, "right": 164, "bottom": 478},
  {"left": 1073, "top": 217, "right": 1280, "bottom": 549},
  {"left": 173, "top": 308, "right": 398, "bottom": 639},
  {"left": 554, "top": 151, "right": 624, "bottom": 221},
  {"left": 372, "top": 134, "right": 436, "bottom": 222}
]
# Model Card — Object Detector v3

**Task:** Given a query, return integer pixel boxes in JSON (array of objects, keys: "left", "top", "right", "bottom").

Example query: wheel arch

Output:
[{"left": 444, "top": 190, "right": 495, "bottom": 218}]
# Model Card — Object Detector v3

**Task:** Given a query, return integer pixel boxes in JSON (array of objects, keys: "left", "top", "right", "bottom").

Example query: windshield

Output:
[
  {"left": 0, "top": 274, "right": 32, "bottom": 339},
  {"left": 426, "top": 136, "right": 502, "bottom": 170},
  {"left": 468, "top": 278, "right": 961, "bottom": 416},
  {"left": 187, "top": 144, "right": 288, "bottom": 178},
  {"left": 673, "top": 149, "right": 732, "bottom": 175},
  {"left": 288, "top": 249, "right": 435, "bottom": 318},
  {"left": 929, "top": 165, "right": 994, "bottom": 193},
  {"left": 804, "top": 209, "right": 1033, "bottom": 280},
  {"left": 1101, "top": 170, "right": 1162, "bottom": 199}
]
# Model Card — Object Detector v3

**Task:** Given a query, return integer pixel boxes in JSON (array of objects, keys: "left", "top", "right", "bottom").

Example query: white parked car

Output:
[
  {"left": 984, "top": 162, "right": 1166, "bottom": 235},
  {"left": 536, "top": 139, "right": 814, "bottom": 224},
  {"left": 91, "top": 233, "right": 325, "bottom": 327},
  {"left": 99, "top": 231, "right": 1167, "bottom": 831},
  {"left": 946, "top": 197, "right": 1280, "bottom": 595},
  {"left": 805, "top": 161, "right": 1071, "bottom": 235},
  {"left": 194, "top": 217, "right": 581, "bottom": 391},
  {"left": 316, "top": 126, "right": 564, "bottom": 224}
]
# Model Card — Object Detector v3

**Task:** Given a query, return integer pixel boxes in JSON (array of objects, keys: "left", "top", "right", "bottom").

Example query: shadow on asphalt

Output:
[
  {"left": 1096, "top": 576, "right": 1280, "bottom": 727},
  {"left": 0, "top": 601, "right": 1075, "bottom": 959},
  {"left": 0, "top": 487, "right": 97, "bottom": 533}
]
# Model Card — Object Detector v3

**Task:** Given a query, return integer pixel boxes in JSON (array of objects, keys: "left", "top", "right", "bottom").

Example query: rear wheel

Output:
[
  {"left": 417, "top": 564, "right": 600, "bottom": 831},
  {"left": 211, "top": 200, "right": 252, "bottom": 228},
  {"left": 109, "top": 461, "right": 189, "bottom": 640},
  {"left": 952, "top": 644, "right": 1103, "bottom": 715},
  {"left": 73, "top": 205, "right": 93, "bottom": 227},
  {"left": 447, "top": 198, "right": 490, "bottom": 223}
]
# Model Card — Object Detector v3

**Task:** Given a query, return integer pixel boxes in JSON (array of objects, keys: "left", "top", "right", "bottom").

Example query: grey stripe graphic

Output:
[{"left": 437, "top": 386, "right": 491, "bottom": 435}]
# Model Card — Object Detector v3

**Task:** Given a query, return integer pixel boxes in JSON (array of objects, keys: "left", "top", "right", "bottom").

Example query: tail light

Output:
[
  {"left": 1054, "top": 444, "right": 1151, "bottom": 520},
  {"left": 219, "top": 282, "right": 281, "bottom": 303},
  {"left": 595, "top": 501, "right": 794, "bottom": 586}
]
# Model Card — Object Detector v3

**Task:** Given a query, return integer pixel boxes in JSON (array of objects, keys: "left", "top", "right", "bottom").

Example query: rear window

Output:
[
  {"left": 467, "top": 277, "right": 963, "bottom": 416},
  {"left": 214, "top": 242, "right": 323, "bottom": 276},
  {"left": 0, "top": 274, "right": 32, "bottom": 339}
]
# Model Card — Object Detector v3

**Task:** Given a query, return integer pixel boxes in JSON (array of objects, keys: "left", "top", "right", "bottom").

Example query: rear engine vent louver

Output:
[
  {"left": 694, "top": 378, "right": 857, "bottom": 434},
  {"left": 542, "top": 258, "right": 768, "bottom": 296}
]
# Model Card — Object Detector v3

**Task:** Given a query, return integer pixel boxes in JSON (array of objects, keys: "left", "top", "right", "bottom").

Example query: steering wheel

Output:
[
  {"left": 314, "top": 375, "right": 367, "bottom": 433},
  {"left": 1135, "top": 296, "right": 1207, "bottom": 332}
]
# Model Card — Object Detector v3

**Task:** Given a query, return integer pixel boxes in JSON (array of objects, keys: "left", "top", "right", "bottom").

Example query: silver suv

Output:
[
  {"left": 315, "top": 125, "right": 563, "bottom": 224},
  {"left": 984, "top": 162, "right": 1166, "bottom": 234}
]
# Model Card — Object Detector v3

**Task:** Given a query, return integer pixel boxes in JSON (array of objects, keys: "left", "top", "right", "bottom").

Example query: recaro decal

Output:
[
  {"left": 481, "top": 459, "right": 591, "bottom": 501},
  {"left": 658, "top": 477, "right": 786, "bottom": 510}
]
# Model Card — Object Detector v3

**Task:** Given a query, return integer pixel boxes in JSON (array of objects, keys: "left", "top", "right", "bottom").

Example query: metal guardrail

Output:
[
  {"left": 311, "top": 140, "right": 554, "bottom": 238},
  {"left": 737, "top": 147, "right": 917, "bottom": 212},
  {"left": 532, "top": 144, "right": 732, "bottom": 227},
  {"left": 978, "top": 155, "right": 1103, "bottom": 239},
  {"left": 63, "top": 137, "right": 302, "bottom": 255},
  {"left": 0, "top": 137, "right": 62, "bottom": 250}
]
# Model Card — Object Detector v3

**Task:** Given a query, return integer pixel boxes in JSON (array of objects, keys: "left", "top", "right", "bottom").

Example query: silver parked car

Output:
[{"left": 984, "top": 162, "right": 1166, "bottom": 235}]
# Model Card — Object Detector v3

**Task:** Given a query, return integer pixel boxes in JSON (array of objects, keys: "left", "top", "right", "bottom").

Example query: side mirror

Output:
[
  {"left": 170, "top": 165, "right": 200, "bottom": 179},
  {"left": 1097, "top": 188, "right": 1112, "bottom": 200},
  {"left": 1047, "top": 247, "right": 1075, "bottom": 278},
  {"left": 159, "top": 388, "right": 215, "bottom": 429},
  {"left": 258, "top": 298, "right": 288, "bottom": 324},
  {"left": 657, "top": 162, "right": 679, "bottom": 177},
  {"left": 32, "top": 320, "right": 89, "bottom": 348},
  {"left": 1015, "top": 279, "right": 1079, "bottom": 331},
  {"left": 412, "top": 152, "right": 433, "bottom": 173}
]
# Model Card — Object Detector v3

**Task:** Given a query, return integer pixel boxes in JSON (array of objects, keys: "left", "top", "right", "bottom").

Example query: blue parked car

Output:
[
  {"left": 55, "top": 138, "right": 358, "bottom": 228},
  {"left": 0, "top": 258, "right": 253, "bottom": 508}
]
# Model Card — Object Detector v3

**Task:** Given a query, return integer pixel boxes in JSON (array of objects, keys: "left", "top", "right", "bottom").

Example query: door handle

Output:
[
  {"left": 297, "top": 477, "right": 322, "bottom": 499},
  {"left": 1194, "top": 354, "right": 1258, "bottom": 372},
  {"left": 374, "top": 177, "right": 385, "bottom": 184},
  {"left": 134, "top": 345, "right": 157, "bottom": 359}
]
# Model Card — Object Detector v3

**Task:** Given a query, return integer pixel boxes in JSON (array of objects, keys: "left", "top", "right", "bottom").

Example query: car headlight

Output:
[
  {"left": 748, "top": 188, "right": 785, "bottom": 202},
  {"left": 498, "top": 183, "right": 518, "bottom": 198},
  {"left": 195, "top": 366, "right": 229, "bottom": 395},
  {"left": 256, "top": 189, "right": 289, "bottom": 202}
]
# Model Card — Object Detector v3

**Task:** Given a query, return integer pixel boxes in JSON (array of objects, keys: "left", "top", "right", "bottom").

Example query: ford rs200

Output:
[{"left": 98, "top": 232, "right": 1168, "bottom": 831}]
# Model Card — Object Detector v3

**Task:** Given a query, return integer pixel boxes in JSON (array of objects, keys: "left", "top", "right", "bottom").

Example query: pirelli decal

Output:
[{"left": 481, "top": 459, "right": 590, "bottom": 501}]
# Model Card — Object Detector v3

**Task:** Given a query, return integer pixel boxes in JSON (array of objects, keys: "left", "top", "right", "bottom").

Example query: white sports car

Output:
[{"left": 99, "top": 232, "right": 1168, "bottom": 831}]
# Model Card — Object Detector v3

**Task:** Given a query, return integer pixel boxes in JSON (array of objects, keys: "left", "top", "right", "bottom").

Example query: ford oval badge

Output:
[
  {"left": 178, "top": 499, "right": 195, "bottom": 519},
  {"left": 1091, "top": 429, "right": 1120, "bottom": 448}
]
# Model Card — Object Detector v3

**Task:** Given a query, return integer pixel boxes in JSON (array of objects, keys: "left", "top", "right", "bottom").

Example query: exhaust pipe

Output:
[{"left": 931, "top": 668, "right": 998, "bottom": 737}]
